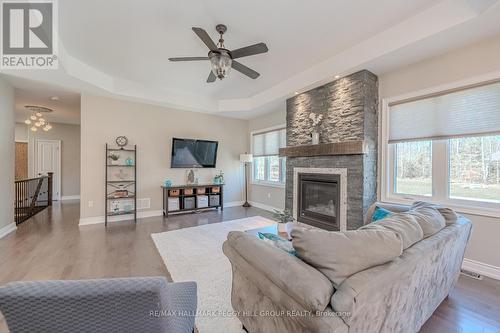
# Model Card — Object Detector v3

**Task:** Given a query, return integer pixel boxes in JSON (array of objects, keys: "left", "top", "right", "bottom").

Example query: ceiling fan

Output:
[{"left": 169, "top": 24, "right": 268, "bottom": 82}]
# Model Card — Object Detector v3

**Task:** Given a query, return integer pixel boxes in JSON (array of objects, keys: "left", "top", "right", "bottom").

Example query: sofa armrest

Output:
[{"left": 223, "top": 231, "right": 334, "bottom": 312}]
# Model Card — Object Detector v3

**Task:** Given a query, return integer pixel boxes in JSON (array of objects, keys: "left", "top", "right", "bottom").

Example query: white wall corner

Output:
[
  {"left": 462, "top": 258, "right": 500, "bottom": 281},
  {"left": 0, "top": 222, "right": 17, "bottom": 239}
]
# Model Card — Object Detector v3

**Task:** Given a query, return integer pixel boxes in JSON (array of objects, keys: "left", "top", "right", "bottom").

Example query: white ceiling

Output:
[
  {"left": 2, "top": 0, "right": 500, "bottom": 119},
  {"left": 12, "top": 78, "right": 81, "bottom": 125},
  {"left": 58, "top": 0, "right": 438, "bottom": 99}
]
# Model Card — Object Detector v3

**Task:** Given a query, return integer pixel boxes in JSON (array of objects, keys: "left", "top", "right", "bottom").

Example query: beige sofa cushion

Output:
[
  {"left": 361, "top": 213, "right": 424, "bottom": 249},
  {"left": 291, "top": 227, "right": 403, "bottom": 288},
  {"left": 411, "top": 201, "right": 458, "bottom": 225},
  {"left": 407, "top": 207, "right": 446, "bottom": 238}
]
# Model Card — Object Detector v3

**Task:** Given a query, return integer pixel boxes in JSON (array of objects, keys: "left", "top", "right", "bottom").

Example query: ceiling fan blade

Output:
[
  {"left": 169, "top": 57, "right": 208, "bottom": 61},
  {"left": 207, "top": 71, "right": 216, "bottom": 83},
  {"left": 231, "top": 60, "right": 260, "bottom": 79},
  {"left": 231, "top": 42, "right": 268, "bottom": 59},
  {"left": 192, "top": 27, "right": 218, "bottom": 52}
]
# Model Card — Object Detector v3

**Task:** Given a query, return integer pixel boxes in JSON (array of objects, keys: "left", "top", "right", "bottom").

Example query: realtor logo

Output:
[{"left": 1, "top": 0, "right": 58, "bottom": 69}]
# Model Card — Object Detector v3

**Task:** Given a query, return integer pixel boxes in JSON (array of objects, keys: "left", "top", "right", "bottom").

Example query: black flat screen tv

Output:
[{"left": 171, "top": 138, "right": 218, "bottom": 168}]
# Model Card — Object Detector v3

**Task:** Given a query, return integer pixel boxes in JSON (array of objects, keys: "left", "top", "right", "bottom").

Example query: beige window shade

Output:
[
  {"left": 389, "top": 81, "right": 500, "bottom": 143},
  {"left": 252, "top": 128, "right": 286, "bottom": 156}
]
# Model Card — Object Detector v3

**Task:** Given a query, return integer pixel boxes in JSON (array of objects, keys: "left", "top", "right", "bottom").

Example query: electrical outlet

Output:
[
  {"left": 267, "top": 192, "right": 271, "bottom": 199},
  {"left": 88, "top": 200, "right": 93, "bottom": 208}
]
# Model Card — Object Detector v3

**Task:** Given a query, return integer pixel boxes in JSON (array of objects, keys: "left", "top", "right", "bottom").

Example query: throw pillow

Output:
[
  {"left": 371, "top": 206, "right": 394, "bottom": 222},
  {"left": 291, "top": 227, "right": 402, "bottom": 288},
  {"left": 258, "top": 232, "right": 297, "bottom": 256},
  {"left": 360, "top": 213, "right": 424, "bottom": 249}
]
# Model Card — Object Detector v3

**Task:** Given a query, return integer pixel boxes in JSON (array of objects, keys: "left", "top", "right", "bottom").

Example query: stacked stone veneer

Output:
[{"left": 285, "top": 70, "right": 378, "bottom": 230}]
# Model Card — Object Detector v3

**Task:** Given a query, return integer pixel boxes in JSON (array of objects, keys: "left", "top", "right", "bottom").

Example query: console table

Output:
[{"left": 161, "top": 183, "right": 224, "bottom": 217}]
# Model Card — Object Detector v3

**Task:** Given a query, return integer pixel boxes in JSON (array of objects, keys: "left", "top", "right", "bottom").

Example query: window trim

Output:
[
  {"left": 380, "top": 72, "right": 500, "bottom": 218},
  {"left": 250, "top": 124, "right": 287, "bottom": 188}
]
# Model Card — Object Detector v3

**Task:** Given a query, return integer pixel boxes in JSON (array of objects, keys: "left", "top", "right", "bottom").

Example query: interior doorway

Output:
[
  {"left": 15, "top": 141, "right": 28, "bottom": 180},
  {"left": 35, "top": 139, "right": 61, "bottom": 201}
]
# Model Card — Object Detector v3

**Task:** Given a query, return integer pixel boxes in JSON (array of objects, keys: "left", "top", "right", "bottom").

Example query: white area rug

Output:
[{"left": 151, "top": 216, "right": 275, "bottom": 333}]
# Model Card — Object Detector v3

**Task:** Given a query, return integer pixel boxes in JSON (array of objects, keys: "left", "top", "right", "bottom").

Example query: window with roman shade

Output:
[
  {"left": 389, "top": 81, "right": 500, "bottom": 143},
  {"left": 384, "top": 79, "right": 500, "bottom": 211},
  {"left": 251, "top": 127, "right": 286, "bottom": 185},
  {"left": 252, "top": 128, "right": 287, "bottom": 157}
]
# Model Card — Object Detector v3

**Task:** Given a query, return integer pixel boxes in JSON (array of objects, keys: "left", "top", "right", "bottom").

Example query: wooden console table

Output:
[{"left": 161, "top": 183, "right": 224, "bottom": 217}]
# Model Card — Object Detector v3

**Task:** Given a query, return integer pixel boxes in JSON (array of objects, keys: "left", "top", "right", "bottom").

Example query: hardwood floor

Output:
[{"left": 0, "top": 201, "right": 499, "bottom": 333}]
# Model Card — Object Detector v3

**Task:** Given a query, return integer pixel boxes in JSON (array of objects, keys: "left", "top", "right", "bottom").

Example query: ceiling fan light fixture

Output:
[{"left": 209, "top": 50, "right": 232, "bottom": 80}]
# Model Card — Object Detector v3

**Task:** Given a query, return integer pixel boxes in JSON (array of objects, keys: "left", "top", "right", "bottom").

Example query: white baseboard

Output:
[
  {"left": 79, "top": 210, "right": 163, "bottom": 226},
  {"left": 462, "top": 258, "right": 500, "bottom": 280},
  {"left": 79, "top": 201, "right": 281, "bottom": 226},
  {"left": 61, "top": 195, "right": 80, "bottom": 201},
  {"left": 249, "top": 201, "right": 282, "bottom": 212},
  {"left": 0, "top": 222, "right": 16, "bottom": 239}
]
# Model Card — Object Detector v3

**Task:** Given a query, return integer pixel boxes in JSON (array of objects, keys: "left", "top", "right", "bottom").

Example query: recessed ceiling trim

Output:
[{"left": 2, "top": 0, "right": 498, "bottom": 118}]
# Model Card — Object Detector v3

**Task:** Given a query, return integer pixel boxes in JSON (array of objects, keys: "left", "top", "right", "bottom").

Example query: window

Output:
[
  {"left": 384, "top": 80, "right": 500, "bottom": 211},
  {"left": 449, "top": 135, "right": 500, "bottom": 203},
  {"left": 251, "top": 127, "right": 286, "bottom": 185},
  {"left": 395, "top": 140, "right": 432, "bottom": 196}
]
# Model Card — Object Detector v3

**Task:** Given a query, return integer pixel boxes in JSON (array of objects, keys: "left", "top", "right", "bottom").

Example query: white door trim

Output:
[{"left": 35, "top": 139, "right": 62, "bottom": 201}]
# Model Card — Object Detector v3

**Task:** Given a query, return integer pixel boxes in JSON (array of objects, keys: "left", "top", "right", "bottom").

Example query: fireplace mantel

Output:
[{"left": 279, "top": 140, "right": 367, "bottom": 157}]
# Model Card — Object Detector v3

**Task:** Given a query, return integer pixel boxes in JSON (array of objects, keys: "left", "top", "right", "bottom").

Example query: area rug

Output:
[{"left": 151, "top": 216, "right": 275, "bottom": 333}]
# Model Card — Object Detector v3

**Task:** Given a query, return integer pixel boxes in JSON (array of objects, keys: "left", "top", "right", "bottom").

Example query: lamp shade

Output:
[{"left": 240, "top": 153, "right": 253, "bottom": 163}]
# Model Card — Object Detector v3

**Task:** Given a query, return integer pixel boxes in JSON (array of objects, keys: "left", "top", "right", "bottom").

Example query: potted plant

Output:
[
  {"left": 273, "top": 209, "right": 297, "bottom": 239},
  {"left": 214, "top": 170, "right": 224, "bottom": 184},
  {"left": 108, "top": 153, "right": 120, "bottom": 165}
]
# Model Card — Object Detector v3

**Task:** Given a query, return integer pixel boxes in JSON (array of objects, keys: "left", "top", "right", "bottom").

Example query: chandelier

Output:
[{"left": 23, "top": 105, "right": 53, "bottom": 132}]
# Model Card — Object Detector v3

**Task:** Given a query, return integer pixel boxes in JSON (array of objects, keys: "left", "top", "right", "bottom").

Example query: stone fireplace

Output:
[{"left": 281, "top": 70, "right": 378, "bottom": 231}]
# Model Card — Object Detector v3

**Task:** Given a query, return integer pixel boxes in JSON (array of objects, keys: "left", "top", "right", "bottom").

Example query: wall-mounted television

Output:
[{"left": 171, "top": 138, "right": 218, "bottom": 168}]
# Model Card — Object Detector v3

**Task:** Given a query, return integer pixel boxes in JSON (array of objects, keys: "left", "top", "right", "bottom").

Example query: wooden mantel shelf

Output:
[{"left": 279, "top": 140, "right": 368, "bottom": 157}]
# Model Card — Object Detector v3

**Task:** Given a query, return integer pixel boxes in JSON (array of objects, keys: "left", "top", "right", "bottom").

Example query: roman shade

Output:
[
  {"left": 252, "top": 128, "right": 286, "bottom": 157},
  {"left": 389, "top": 80, "right": 500, "bottom": 143}
]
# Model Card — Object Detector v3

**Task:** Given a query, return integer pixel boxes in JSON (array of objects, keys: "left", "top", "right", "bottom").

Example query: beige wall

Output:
[
  {"left": 15, "top": 122, "right": 81, "bottom": 198},
  {"left": 379, "top": 34, "right": 500, "bottom": 268},
  {"left": 0, "top": 78, "right": 15, "bottom": 230},
  {"left": 80, "top": 94, "right": 248, "bottom": 219},
  {"left": 248, "top": 108, "right": 286, "bottom": 210}
]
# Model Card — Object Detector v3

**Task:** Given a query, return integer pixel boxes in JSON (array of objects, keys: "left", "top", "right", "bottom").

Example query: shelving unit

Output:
[
  {"left": 161, "top": 184, "right": 224, "bottom": 217},
  {"left": 105, "top": 144, "right": 137, "bottom": 226}
]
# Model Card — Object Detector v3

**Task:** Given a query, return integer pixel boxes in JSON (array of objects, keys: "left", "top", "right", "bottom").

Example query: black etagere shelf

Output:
[{"left": 105, "top": 144, "right": 137, "bottom": 226}]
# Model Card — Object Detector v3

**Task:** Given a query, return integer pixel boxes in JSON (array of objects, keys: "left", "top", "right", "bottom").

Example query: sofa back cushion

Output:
[
  {"left": 411, "top": 201, "right": 458, "bottom": 225},
  {"left": 407, "top": 207, "right": 446, "bottom": 238},
  {"left": 360, "top": 213, "right": 424, "bottom": 249},
  {"left": 291, "top": 228, "right": 403, "bottom": 288}
]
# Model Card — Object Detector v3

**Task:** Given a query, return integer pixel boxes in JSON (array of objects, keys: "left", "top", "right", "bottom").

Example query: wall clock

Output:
[{"left": 115, "top": 136, "right": 128, "bottom": 147}]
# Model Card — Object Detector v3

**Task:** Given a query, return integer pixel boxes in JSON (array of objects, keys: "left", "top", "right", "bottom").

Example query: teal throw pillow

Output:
[
  {"left": 371, "top": 206, "right": 393, "bottom": 222},
  {"left": 258, "top": 232, "right": 297, "bottom": 256}
]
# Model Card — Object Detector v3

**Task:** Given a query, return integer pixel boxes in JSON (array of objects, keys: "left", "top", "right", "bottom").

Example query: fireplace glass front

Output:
[{"left": 298, "top": 173, "right": 340, "bottom": 230}]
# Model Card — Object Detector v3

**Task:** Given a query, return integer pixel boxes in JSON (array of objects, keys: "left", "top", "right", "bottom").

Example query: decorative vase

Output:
[
  {"left": 311, "top": 132, "right": 320, "bottom": 145},
  {"left": 110, "top": 159, "right": 120, "bottom": 165},
  {"left": 125, "top": 157, "right": 134, "bottom": 166}
]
